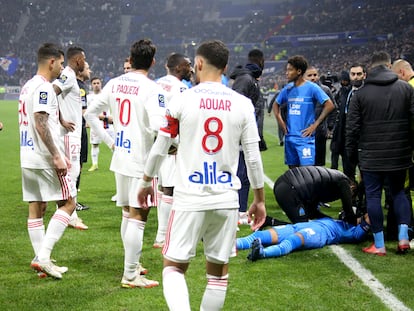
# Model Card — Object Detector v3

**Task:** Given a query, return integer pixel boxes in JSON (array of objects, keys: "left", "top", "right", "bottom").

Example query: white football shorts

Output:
[
  {"left": 162, "top": 208, "right": 238, "bottom": 264},
  {"left": 115, "top": 173, "right": 157, "bottom": 208},
  {"left": 22, "top": 168, "right": 77, "bottom": 202}
]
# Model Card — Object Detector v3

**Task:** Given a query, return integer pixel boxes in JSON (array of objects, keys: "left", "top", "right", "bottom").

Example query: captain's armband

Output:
[{"left": 160, "top": 114, "right": 179, "bottom": 138}]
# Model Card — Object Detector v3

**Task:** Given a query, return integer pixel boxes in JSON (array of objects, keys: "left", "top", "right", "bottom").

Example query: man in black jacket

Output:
[
  {"left": 230, "top": 49, "right": 266, "bottom": 150},
  {"left": 346, "top": 51, "right": 414, "bottom": 256},
  {"left": 267, "top": 166, "right": 358, "bottom": 226},
  {"left": 331, "top": 71, "right": 351, "bottom": 170},
  {"left": 331, "top": 65, "right": 365, "bottom": 183},
  {"left": 230, "top": 49, "right": 266, "bottom": 223}
]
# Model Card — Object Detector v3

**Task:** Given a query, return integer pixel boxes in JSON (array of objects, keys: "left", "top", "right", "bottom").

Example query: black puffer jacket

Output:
[
  {"left": 275, "top": 166, "right": 355, "bottom": 223},
  {"left": 345, "top": 65, "right": 414, "bottom": 171}
]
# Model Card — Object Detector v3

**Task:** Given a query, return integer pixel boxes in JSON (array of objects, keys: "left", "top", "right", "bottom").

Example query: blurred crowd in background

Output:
[{"left": 1, "top": 0, "right": 413, "bottom": 93}]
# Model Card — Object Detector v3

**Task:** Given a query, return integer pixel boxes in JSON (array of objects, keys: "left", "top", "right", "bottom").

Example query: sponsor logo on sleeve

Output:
[
  {"left": 158, "top": 94, "right": 165, "bottom": 108},
  {"left": 39, "top": 92, "right": 48, "bottom": 105},
  {"left": 58, "top": 74, "right": 67, "bottom": 84}
]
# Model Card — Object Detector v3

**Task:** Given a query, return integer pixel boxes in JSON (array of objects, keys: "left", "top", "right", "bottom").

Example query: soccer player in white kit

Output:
[
  {"left": 53, "top": 46, "right": 88, "bottom": 230},
  {"left": 20, "top": 43, "right": 77, "bottom": 279},
  {"left": 84, "top": 39, "right": 166, "bottom": 288},
  {"left": 87, "top": 77, "right": 115, "bottom": 172},
  {"left": 153, "top": 53, "right": 192, "bottom": 248},
  {"left": 138, "top": 40, "right": 267, "bottom": 311}
]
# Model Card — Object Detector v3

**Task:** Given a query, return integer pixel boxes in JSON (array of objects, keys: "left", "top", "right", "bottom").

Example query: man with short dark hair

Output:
[
  {"left": 138, "top": 39, "right": 266, "bottom": 311},
  {"left": 85, "top": 39, "right": 165, "bottom": 288},
  {"left": 153, "top": 52, "right": 192, "bottom": 248},
  {"left": 20, "top": 43, "right": 76, "bottom": 279},
  {"left": 273, "top": 55, "right": 335, "bottom": 168},
  {"left": 346, "top": 51, "right": 414, "bottom": 255},
  {"left": 53, "top": 45, "right": 89, "bottom": 230},
  {"left": 230, "top": 49, "right": 266, "bottom": 224}
]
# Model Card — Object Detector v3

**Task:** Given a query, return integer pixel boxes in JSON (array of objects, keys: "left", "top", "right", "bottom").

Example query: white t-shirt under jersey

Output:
[
  {"left": 53, "top": 66, "right": 82, "bottom": 138},
  {"left": 159, "top": 81, "right": 260, "bottom": 210},
  {"left": 19, "top": 75, "right": 64, "bottom": 169},
  {"left": 85, "top": 71, "right": 166, "bottom": 178}
]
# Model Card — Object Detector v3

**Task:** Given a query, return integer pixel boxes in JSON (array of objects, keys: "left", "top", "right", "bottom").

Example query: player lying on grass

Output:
[{"left": 237, "top": 214, "right": 370, "bottom": 261}]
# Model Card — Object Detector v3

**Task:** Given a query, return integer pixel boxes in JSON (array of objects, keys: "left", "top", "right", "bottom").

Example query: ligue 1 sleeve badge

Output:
[
  {"left": 39, "top": 92, "right": 48, "bottom": 105},
  {"left": 58, "top": 74, "right": 67, "bottom": 84}
]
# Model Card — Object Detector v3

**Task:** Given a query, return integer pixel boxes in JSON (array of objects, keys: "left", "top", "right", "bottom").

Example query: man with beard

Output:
[
  {"left": 346, "top": 51, "right": 414, "bottom": 255},
  {"left": 153, "top": 53, "right": 192, "bottom": 248},
  {"left": 53, "top": 46, "right": 89, "bottom": 230}
]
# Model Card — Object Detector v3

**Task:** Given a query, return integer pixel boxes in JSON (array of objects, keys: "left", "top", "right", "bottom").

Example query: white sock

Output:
[
  {"left": 123, "top": 218, "right": 145, "bottom": 279},
  {"left": 37, "top": 209, "right": 70, "bottom": 262},
  {"left": 27, "top": 218, "right": 45, "bottom": 256},
  {"left": 120, "top": 210, "right": 130, "bottom": 247},
  {"left": 155, "top": 194, "right": 172, "bottom": 243},
  {"left": 200, "top": 274, "right": 228, "bottom": 311},
  {"left": 91, "top": 145, "right": 99, "bottom": 166},
  {"left": 163, "top": 266, "right": 191, "bottom": 311},
  {"left": 157, "top": 190, "right": 163, "bottom": 208}
]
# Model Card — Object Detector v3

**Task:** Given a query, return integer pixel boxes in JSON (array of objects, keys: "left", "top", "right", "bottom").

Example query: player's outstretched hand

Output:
[{"left": 247, "top": 201, "right": 266, "bottom": 231}]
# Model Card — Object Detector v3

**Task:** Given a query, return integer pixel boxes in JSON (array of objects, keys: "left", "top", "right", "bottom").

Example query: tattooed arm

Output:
[{"left": 34, "top": 111, "right": 67, "bottom": 176}]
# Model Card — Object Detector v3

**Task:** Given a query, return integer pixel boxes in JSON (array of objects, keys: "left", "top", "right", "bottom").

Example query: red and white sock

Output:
[
  {"left": 27, "top": 218, "right": 45, "bottom": 256},
  {"left": 37, "top": 209, "right": 70, "bottom": 263},
  {"left": 200, "top": 274, "right": 228, "bottom": 311}
]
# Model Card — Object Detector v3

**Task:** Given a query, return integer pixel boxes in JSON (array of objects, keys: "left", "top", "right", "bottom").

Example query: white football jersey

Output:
[
  {"left": 53, "top": 66, "right": 82, "bottom": 138},
  {"left": 85, "top": 71, "right": 166, "bottom": 177},
  {"left": 19, "top": 75, "right": 64, "bottom": 169},
  {"left": 87, "top": 92, "right": 113, "bottom": 130},
  {"left": 156, "top": 74, "right": 188, "bottom": 102},
  {"left": 159, "top": 82, "right": 260, "bottom": 210}
]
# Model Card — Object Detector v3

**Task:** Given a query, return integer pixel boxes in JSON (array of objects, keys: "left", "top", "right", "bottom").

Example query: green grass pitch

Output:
[{"left": 0, "top": 100, "right": 413, "bottom": 310}]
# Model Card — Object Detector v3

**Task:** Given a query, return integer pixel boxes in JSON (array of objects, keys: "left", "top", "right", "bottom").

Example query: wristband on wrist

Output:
[{"left": 140, "top": 179, "right": 152, "bottom": 188}]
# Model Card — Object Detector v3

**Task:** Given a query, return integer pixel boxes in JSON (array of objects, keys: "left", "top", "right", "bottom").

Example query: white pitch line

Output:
[
  {"left": 330, "top": 245, "right": 411, "bottom": 311},
  {"left": 263, "top": 173, "right": 411, "bottom": 311},
  {"left": 263, "top": 174, "right": 274, "bottom": 190}
]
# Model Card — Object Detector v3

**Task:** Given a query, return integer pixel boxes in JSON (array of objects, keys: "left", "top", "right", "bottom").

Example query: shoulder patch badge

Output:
[
  {"left": 39, "top": 92, "right": 48, "bottom": 105},
  {"left": 158, "top": 94, "right": 165, "bottom": 108},
  {"left": 58, "top": 75, "right": 67, "bottom": 84}
]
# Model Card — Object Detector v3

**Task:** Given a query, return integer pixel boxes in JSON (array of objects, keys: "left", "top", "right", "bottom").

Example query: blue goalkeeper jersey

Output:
[
  {"left": 276, "top": 81, "right": 329, "bottom": 138},
  {"left": 293, "top": 218, "right": 367, "bottom": 248}
]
